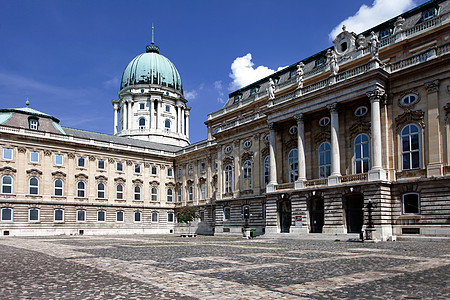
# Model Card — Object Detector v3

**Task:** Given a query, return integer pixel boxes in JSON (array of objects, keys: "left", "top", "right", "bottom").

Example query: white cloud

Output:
[
  {"left": 103, "top": 76, "right": 120, "bottom": 89},
  {"left": 184, "top": 90, "right": 198, "bottom": 100},
  {"left": 328, "top": 0, "right": 417, "bottom": 41},
  {"left": 214, "top": 80, "right": 226, "bottom": 103},
  {"left": 228, "top": 53, "right": 277, "bottom": 91}
]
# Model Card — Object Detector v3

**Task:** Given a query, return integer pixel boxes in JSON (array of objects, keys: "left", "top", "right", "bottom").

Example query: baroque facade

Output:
[{"left": 1, "top": 0, "right": 449, "bottom": 240}]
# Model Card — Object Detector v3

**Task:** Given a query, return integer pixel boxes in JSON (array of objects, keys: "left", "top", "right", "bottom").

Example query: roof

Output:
[{"left": 0, "top": 106, "right": 60, "bottom": 123}]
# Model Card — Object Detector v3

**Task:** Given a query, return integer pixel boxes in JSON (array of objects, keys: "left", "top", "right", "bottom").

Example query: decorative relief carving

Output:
[
  {"left": 74, "top": 173, "right": 88, "bottom": 180},
  {"left": 425, "top": 80, "right": 439, "bottom": 93},
  {"left": 313, "top": 131, "right": 331, "bottom": 148},
  {"left": 89, "top": 155, "right": 96, "bottom": 161},
  {"left": 165, "top": 181, "right": 175, "bottom": 187},
  {"left": 108, "top": 158, "right": 115, "bottom": 164},
  {"left": 44, "top": 150, "right": 52, "bottom": 156},
  {"left": 327, "top": 102, "right": 338, "bottom": 113},
  {"left": 398, "top": 89, "right": 420, "bottom": 109},
  {"left": 241, "top": 151, "right": 253, "bottom": 162},
  {"left": 51, "top": 171, "right": 66, "bottom": 178},
  {"left": 114, "top": 177, "right": 126, "bottom": 183},
  {"left": 199, "top": 177, "right": 206, "bottom": 183},
  {"left": 132, "top": 178, "right": 143, "bottom": 184},
  {"left": 327, "top": 49, "right": 339, "bottom": 76},
  {"left": 267, "top": 122, "right": 276, "bottom": 131},
  {"left": 396, "top": 169, "right": 426, "bottom": 180},
  {"left": 126, "top": 160, "right": 133, "bottom": 166},
  {"left": 349, "top": 121, "right": 371, "bottom": 140},
  {"left": 26, "top": 168, "right": 43, "bottom": 175},
  {"left": 18, "top": 147, "right": 26, "bottom": 154},
  {"left": 67, "top": 153, "right": 75, "bottom": 159},
  {"left": 95, "top": 175, "right": 108, "bottom": 181},
  {"left": 0, "top": 166, "right": 17, "bottom": 176},
  {"left": 149, "top": 180, "right": 160, "bottom": 186},
  {"left": 294, "top": 113, "right": 304, "bottom": 123},
  {"left": 144, "top": 162, "right": 150, "bottom": 168},
  {"left": 395, "top": 110, "right": 425, "bottom": 131},
  {"left": 261, "top": 147, "right": 269, "bottom": 158},
  {"left": 296, "top": 62, "right": 305, "bottom": 89},
  {"left": 223, "top": 156, "right": 233, "bottom": 166},
  {"left": 366, "top": 87, "right": 386, "bottom": 102}
]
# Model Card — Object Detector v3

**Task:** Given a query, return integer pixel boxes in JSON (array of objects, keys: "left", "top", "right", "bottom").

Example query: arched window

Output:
[
  {"left": 54, "top": 209, "right": 64, "bottom": 222},
  {"left": 188, "top": 185, "right": 193, "bottom": 201},
  {"left": 167, "top": 188, "right": 173, "bottom": 202},
  {"left": 97, "top": 210, "right": 106, "bottom": 222},
  {"left": 134, "top": 211, "right": 142, "bottom": 222},
  {"left": 242, "top": 160, "right": 252, "bottom": 190},
  {"left": 401, "top": 124, "right": 421, "bottom": 170},
  {"left": 319, "top": 142, "right": 331, "bottom": 178},
  {"left": 116, "top": 210, "right": 124, "bottom": 222},
  {"left": 134, "top": 185, "right": 141, "bottom": 201},
  {"left": 54, "top": 179, "right": 64, "bottom": 197},
  {"left": 28, "top": 208, "right": 40, "bottom": 222},
  {"left": 354, "top": 134, "right": 370, "bottom": 174},
  {"left": 76, "top": 181, "right": 86, "bottom": 197},
  {"left": 29, "top": 177, "right": 39, "bottom": 195},
  {"left": 177, "top": 188, "right": 182, "bottom": 202},
  {"left": 138, "top": 118, "right": 145, "bottom": 130},
  {"left": 116, "top": 184, "right": 124, "bottom": 200},
  {"left": 151, "top": 211, "right": 158, "bottom": 222},
  {"left": 199, "top": 183, "right": 206, "bottom": 200},
  {"left": 264, "top": 156, "right": 270, "bottom": 187},
  {"left": 97, "top": 182, "right": 105, "bottom": 199},
  {"left": 151, "top": 187, "right": 158, "bottom": 202},
  {"left": 165, "top": 119, "right": 171, "bottom": 132},
  {"left": 288, "top": 149, "right": 298, "bottom": 182},
  {"left": 224, "top": 164, "right": 233, "bottom": 193},
  {"left": 1, "top": 175, "right": 13, "bottom": 194}
]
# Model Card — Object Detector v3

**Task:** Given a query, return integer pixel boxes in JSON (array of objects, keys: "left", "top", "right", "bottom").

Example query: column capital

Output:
[
  {"left": 294, "top": 113, "right": 304, "bottom": 122},
  {"left": 366, "top": 87, "right": 386, "bottom": 102},
  {"left": 327, "top": 102, "right": 338, "bottom": 113},
  {"left": 267, "top": 122, "right": 276, "bottom": 131},
  {"left": 425, "top": 79, "right": 439, "bottom": 93}
]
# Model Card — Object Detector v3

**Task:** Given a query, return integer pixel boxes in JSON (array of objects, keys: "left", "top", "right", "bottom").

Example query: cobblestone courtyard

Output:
[{"left": 0, "top": 235, "right": 449, "bottom": 299}]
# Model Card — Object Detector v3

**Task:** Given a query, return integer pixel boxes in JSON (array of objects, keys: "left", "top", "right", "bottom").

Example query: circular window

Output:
[
  {"left": 264, "top": 135, "right": 270, "bottom": 143},
  {"left": 319, "top": 117, "right": 330, "bottom": 127},
  {"left": 289, "top": 126, "right": 298, "bottom": 135},
  {"left": 401, "top": 94, "right": 418, "bottom": 106},
  {"left": 140, "top": 88, "right": 145, "bottom": 93},
  {"left": 224, "top": 146, "right": 232, "bottom": 154},
  {"left": 354, "top": 106, "right": 368, "bottom": 117},
  {"left": 243, "top": 140, "right": 252, "bottom": 149}
]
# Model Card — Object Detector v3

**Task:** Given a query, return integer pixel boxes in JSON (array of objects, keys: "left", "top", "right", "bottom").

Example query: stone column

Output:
[
  {"left": 294, "top": 113, "right": 306, "bottom": 189},
  {"left": 113, "top": 103, "right": 119, "bottom": 134},
  {"left": 149, "top": 99, "right": 154, "bottom": 129},
  {"left": 154, "top": 100, "right": 159, "bottom": 130},
  {"left": 127, "top": 100, "right": 133, "bottom": 131},
  {"left": 180, "top": 107, "right": 185, "bottom": 135},
  {"left": 425, "top": 80, "right": 443, "bottom": 176},
  {"left": 185, "top": 109, "right": 190, "bottom": 138},
  {"left": 267, "top": 122, "right": 278, "bottom": 192},
  {"left": 123, "top": 101, "right": 128, "bottom": 130},
  {"left": 327, "top": 103, "right": 341, "bottom": 185},
  {"left": 367, "top": 87, "right": 387, "bottom": 181},
  {"left": 176, "top": 105, "right": 181, "bottom": 134}
]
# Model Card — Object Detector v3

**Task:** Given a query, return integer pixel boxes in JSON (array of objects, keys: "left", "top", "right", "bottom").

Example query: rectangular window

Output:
[
  {"left": 151, "top": 166, "right": 157, "bottom": 175},
  {"left": 177, "top": 168, "right": 182, "bottom": 177},
  {"left": 177, "top": 188, "right": 182, "bottom": 203},
  {"left": 97, "top": 159, "right": 105, "bottom": 170},
  {"left": 165, "top": 105, "right": 170, "bottom": 112},
  {"left": 224, "top": 207, "right": 231, "bottom": 221},
  {"left": 28, "top": 208, "right": 40, "bottom": 222},
  {"left": 200, "top": 183, "right": 206, "bottom": 200},
  {"left": 134, "top": 211, "right": 142, "bottom": 222},
  {"left": 77, "top": 210, "right": 86, "bottom": 222},
  {"left": 30, "top": 151, "right": 40, "bottom": 163},
  {"left": 116, "top": 162, "right": 123, "bottom": 172},
  {"left": 135, "top": 164, "right": 141, "bottom": 174},
  {"left": 200, "top": 162, "right": 206, "bottom": 173},
  {"left": 151, "top": 212, "right": 158, "bottom": 222},
  {"left": 54, "top": 209, "right": 64, "bottom": 222},
  {"left": 116, "top": 211, "right": 124, "bottom": 222},
  {"left": 402, "top": 193, "right": 420, "bottom": 215},
  {"left": 139, "top": 103, "right": 145, "bottom": 110},
  {"left": 1, "top": 207, "right": 13, "bottom": 221},
  {"left": 167, "top": 212, "right": 174, "bottom": 223},
  {"left": 54, "top": 154, "right": 64, "bottom": 166},
  {"left": 167, "top": 168, "right": 173, "bottom": 177},
  {"left": 3, "top": 148, "right": 13, "bottom": 160},
  {"left": 77, "top": 157, "right": 86, "bottom": 168},
  {"left": 97, "top": 210, "right": 106, "bottom": 222}
]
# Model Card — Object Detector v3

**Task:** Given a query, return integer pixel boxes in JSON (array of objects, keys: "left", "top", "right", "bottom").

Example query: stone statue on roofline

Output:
[
  {"left": 327, "top": 49, "right": 339, "bottom": 76},
  {"left": 267, "top": 78, "right": 275, "bottom": 100},
  {"left": 369, "top": 31, "right": 380, "bottom": 60},
  {"left": 296, "top": 62, "right": 305, "bottom": 89}
]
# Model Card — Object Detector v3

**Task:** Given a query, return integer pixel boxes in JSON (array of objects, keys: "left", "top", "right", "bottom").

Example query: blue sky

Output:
[{"left": 0, "top": 0, "right": 428, "bottom": 143}]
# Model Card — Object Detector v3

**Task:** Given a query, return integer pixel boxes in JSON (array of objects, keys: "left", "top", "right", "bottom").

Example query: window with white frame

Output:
[
  {"left": 1, "top": 175, "right": 13, "bottom": 194},
  {"left": 77, "top": 209, "right": 86, "bottom": 222},
  {"left": 402, "top": 193, "right": 420, "bottom": 215},
  {"left": 264, "top": 156, "right": 270, "bottom": 186},
  {"left": 134, "top": 164, "right": 141, "bottom": 174},
  {"left": 116, "top": 210, "right": 124, "bottom": 222},
  {"left": 242, "top": 160, "right": 253, "bottom": 190},
  {"left": 139, "top": 118, "right": 146, "bottom": 130},
  {"left": 116, "top": 162, "right": 123, "bottom": 172},
  {"left": 224, "top": 164, "right": 233, "bottom": 193},
  {"left": 134, "top": 185, "right": 141, "bottom": 201},
  {"left": 54, "top": 179, "right": 64, "bottom": 196},
  {"left": 288, "top": 149, "right": 298, "bottom": 182},
  {"left": 319, "top": 142, "right": 331, "bottom": 178},
  {"left": 200, "top": 183, "right": 206, "bottom": 200},
  {"left": 30, "top": 151, "right": 40, "bottom": 163},
  {"left": 54, "top": 209, "right": 64, "bottom": 222},
  {"left": 3, "top": 148, "right": 13, "bottom": 160},
  {"left": 223, "top": 207, "right": 231, "bottom": 221},
  {"left": 29, "top": 177, "right": 39, "bottom": 195},
  {"left": 77, "top": 157, "right": 86, "bottom": 168},
  {"left": 167, "top": 212, "right": 174, "bottom": 223},
  {"left": 164, "top": 119, "right": 171, "bottom": 132},
  {"left": 177, "top": 188, "right": 182, "bottom": 202},
  {"left": 54, "top": 154, "right": 64, "bottom": 166},
  {"left": 1, "top": 207, "right": 13, "bottom": 221},
  {"left": 151, "top": 187, "right": 158, "bottom": 202},
  {"left": 151, "top": 165, "right": 158, "bottom": 175},
  {"left": 242, "top": 205, "right": 250, "bottom": 220},
  {"left": 28, "top": 208, "right": 40, "bottom": 222},
  {"left": 134, "top": 211, "right": 142, "bottom": 222},
  {"left": 151, "top": 211, "right": 158, "bottom": 222},
  {"left": 167, "top": 188, "right": 173, "bottom": 202},
  {"left": 77, "top": 181, "right": 86, "bottom": 198},
  {"left": 187, "top": 165, "right": 193, "bottom": 175},
  {"left": 177, "top": 168, "right": 182, "bottom": 177},
  {"left": 139, "top": 103, "right": 145, "bottom": 110},
  {"left": 116, "top": 184, "right": 124, "bottom": 200},
  {"left": 354, "top": 134, "right": 370, "bottom": 174},
  {"left": 188, "top": 185, "right": 193, "bottom": 201},
  {"left": 422, "top": 8, "right": 436, "bottom": 21},
  {"left": 29, "top": 118, "right": 39, "bottom": 130},
  {"left": 401, "top": 124, "right": 421, "bottom": 170},
  {"left": 167, "top": 168, "right": 173, "bottom": 177},
  {"left": 165, "top": 105, "right": 170, "bottom": 112},
  {"left": 97, "top": 182, "right": 105, "bottom": 199},
  {"left": 97, "top": 159, "right": 105, "bottom": 170},
  {"left": 97, "top": 210, "right": 106, "bottom": 222}
]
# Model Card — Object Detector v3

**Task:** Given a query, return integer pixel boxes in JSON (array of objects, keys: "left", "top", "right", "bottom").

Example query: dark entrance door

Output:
[
  {"left": 279, "top": 200, "right": 291, "bottom": 233},
  {"left": 309, "top": 197, "right": 324, "bottom": 233},
  {"left": 345, "top": 195, "right": 364, "bottom": 233}
]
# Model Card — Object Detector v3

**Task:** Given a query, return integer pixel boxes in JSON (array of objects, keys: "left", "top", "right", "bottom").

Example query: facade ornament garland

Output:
[
  {"left": 425, "top": 80, "right": 439, "bottom": 93},
  {"left": 395, "top": 110, "right": 425, "bottom": 131}
]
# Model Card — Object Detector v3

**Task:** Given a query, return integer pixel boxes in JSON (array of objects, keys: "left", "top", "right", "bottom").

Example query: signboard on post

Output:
[{"left": 295, "top": 216, "right": 302, "bottom": 226}]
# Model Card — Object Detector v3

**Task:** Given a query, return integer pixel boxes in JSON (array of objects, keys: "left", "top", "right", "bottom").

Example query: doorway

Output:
[
  {"left": 345, "top": 195, "right": 364, "bottom": 233},
  {"left": 308, "top": 197, "right": 324, "bottom": 233},
  {"left": 278, "top": 199, "right": 291, "bottom": 233}
]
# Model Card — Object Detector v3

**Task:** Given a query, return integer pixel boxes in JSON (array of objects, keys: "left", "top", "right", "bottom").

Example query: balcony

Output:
[{"left": 273, "top": 173, "right": 368, "bottom": 192}]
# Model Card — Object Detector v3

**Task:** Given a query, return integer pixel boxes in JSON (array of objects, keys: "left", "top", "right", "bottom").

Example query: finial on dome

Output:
[
  {"left": 146, "top": 24, "right": 160, "bottom": 54},
  {"left": 342, "top": 25, "right": 347, "bottom": 32},
  {"left": 26, "top": 98, "right": 30, "bottom": 107}
]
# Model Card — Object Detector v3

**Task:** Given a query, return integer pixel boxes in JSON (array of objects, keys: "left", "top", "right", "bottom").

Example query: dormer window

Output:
[
  {"left": 379, "top": 28, "right": 391, "bottom": 40},
  {"left": 233, "top": 94, "right": 242, "bottom": 103},
  {"left": 289, "top": 70, "right": 296, "bottom": 79},
  {"left": 315, "top": 57, "right": 326, "bottom": 68},
  {"left": 249, "top": 86, "right": 259, "bottom": 96},
  {"left": 422, "top": 8, "right": 436, "bottom": 21},
  {"left": 340, "top": 42, "right": 348, "bottom": 52},
  {"left": 29, "top": 118, "right": 39, "bottom": 130}
]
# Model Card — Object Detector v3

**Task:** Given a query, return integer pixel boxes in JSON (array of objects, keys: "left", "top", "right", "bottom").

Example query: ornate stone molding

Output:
[
  {"left": 395, "top": 110, "right": 425, "bottom": 131},
  {"left": 149, "top": 180, "right": 160, "bottom": 186},
  {"left": 126, "top": 160, "right": 133, "bottom": 166},
  {"left": 366, "top": 87, "right": 385, "bottom": 102},
  {"left": 398, "top": 89, "right": 420, "bottom": 109},
  {"left": 108, "top": 158, "right": 115, "bottom": 164},
  {"left": 425, "top": 80, "right": 439, "bottom": 93},
  {"left": 223, "top": 156, "right": 233, "bottom": 166},
  {"left": 89, "top": 155, "right": 96, "bottom": 161},
  {"left": 0, "top": 166, "right": 17, "bottom": 174},
  {"left": 44, "top": 150, "right": 52, "bottom": 156},
  {"left": 26, "top": 168, "right": 43, "bottom": 175},
  {"left": 51, "top": 171, "right": 66, "bottom": 178},
  {"left": 144, "top": 162, "right": 151, "bottom": 168},
  {"left": 327, "top": 102, "right": 339, "bottom": 113},
  {"left": 313, "top": 131, "right": 331, "bottom": 148},
  {"left": 241, "top": 151, "right": 253, "bottom": 162},
  {"left": 349, "top": 121, "right": 371, "bottom": 140},
  {"left": 267, "top": 122, "right": 276, "bottom": 131},
  {"left": 74, "top": 173, "right": 88, "bottom": 180},
  {"left": 114, "top": 177, "right": 126, "bottom": 183},
  {"left": 18, "top": 147, "right": 26, "bottom": 154},
  {"left": 67, "top": 153, "right": 75, "bottom": 159},
  {"left": 132, "top": 178, "right": 143, "bottom": 184},
  {"left": 294, "top": 113, "right": 304, "bottom": 123},
  {"left": 95, "top": 175, "right": 108, "bottom": 181}
]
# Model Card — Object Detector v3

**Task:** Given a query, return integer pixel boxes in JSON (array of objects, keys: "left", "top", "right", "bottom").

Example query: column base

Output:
[
  {"left": 368, "top": 168, "right": 387, "bottom": 181},
  {"left": 328, "top": 175, "right": 340, "bottom": 186},
  {"left": 294, "top": 180, "right": 305, "bottom": 190},
  {"left": 426, "top": 163, "right": 443, "bottom": 177},
  {"left": 266, "top": 183, "right": 276, "bottom": 193},
  {"left": 322, "top": 225, "right": 346, "bottom": 234}
]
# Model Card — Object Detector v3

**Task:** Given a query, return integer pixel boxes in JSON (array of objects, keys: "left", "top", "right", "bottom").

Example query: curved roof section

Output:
[{"left": 120, "top": 44, "right": 183, "bottom": 92}]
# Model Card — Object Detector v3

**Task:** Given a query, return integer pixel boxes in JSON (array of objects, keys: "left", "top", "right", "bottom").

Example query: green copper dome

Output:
[{"left": 120, "top": 43, "right": 183, "bottom": 92}]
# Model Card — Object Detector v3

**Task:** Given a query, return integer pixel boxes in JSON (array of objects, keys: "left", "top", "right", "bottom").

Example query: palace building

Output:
[{"left": 1, "top": 0, "right": 449, "bottom": 240}]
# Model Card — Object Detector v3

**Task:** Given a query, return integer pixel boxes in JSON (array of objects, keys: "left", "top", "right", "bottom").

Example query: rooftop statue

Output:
[
  {"left": 369, "top": 31, "right": 380, "bottom": 60},
  {"left": 327, "top": 49, "right": 339, "bottom": 76},
  {"left": 296, "top": 62, "right": 305, "bottom": 89},
  {"left": 267, "top": 78, "right": 275, "bottom": 100}
]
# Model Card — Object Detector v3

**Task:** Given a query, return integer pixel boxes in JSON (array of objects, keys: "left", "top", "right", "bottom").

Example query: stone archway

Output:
[
  {"left": 308, "top": 197, "right": 324, "bottom": 233},
  {"left": 344, "top": 194, "right": 364, "bottom": 233}
]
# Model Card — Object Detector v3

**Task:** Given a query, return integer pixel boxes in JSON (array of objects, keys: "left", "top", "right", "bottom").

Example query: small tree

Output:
[{"left": 177, "top": 206, "right": 199, "bottom": 235}]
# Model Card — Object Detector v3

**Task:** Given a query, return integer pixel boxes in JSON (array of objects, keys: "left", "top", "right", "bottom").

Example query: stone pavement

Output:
[{"left": 0, "top": 235, "right": 449, "bottom": 299}]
